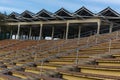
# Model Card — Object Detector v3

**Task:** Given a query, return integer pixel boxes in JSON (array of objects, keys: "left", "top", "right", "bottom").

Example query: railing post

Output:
[
  {"left": 51, "top": 26, "right": 54, "bottom": 40},
  {"left": 87, "top": 37, "right": 90, "bottom": 46},
  {"left": 108, "top": 39, "right": 112, "bottom": 54},
  {"left": 109, "top": 23, "right": 113, "bottom": 33},
  {"left": 34, "top": 52, "right": 37, "bottom": 62},
  {"left": 77, "top": 26, "right": 81, "bottom": 45},
  {"left": 116, "top": 31, "right": 119, "bottom": 40},
  {"left": 95, "top": 37, "right": 98, "bottom": 44},
  {"left": 95, "top": 33, "right": 99, "bottom": 44},
  {"left": 40, "top": 61, "right": 44, "bottom": 76},
  {"left": 75, "top": 49, "right": 79, "bottom": 65}
]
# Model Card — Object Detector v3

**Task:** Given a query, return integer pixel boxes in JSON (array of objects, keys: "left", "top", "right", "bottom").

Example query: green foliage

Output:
[
  {"left": 0, "top": 13, "right": 6, "bottom": 25},
  {"left": 0, "top": 12, "right": 11, "bottom": 40}
]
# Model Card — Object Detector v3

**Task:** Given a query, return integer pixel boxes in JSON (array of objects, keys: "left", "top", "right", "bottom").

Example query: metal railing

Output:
[{"left": 1, "top": 25, "right": 120, "bottom": 74}]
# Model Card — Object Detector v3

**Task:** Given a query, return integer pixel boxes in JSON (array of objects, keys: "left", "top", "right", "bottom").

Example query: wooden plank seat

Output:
[
  {"left": 56, "top": 57, "right": 89, "bottom": 60},
  {"left": 96, "top": 58, "right": 120, "bottom": 66},
  {"left": 12, "top": 71, "right": 27, "bottom": 79},
  {"left": 48, "top": 59, "right": 76, "bottom": 65},
  {"left": 0, "top": 31, "right": 119, "bottom": 80},
  {"left": 78, "top": 65, "right": 120, "bottom": 76},
  {"left": 24, "top": 66, "right": 54, "bottom": 74},
  {"left": 96, "top": 58, "right": 120, "bottom": 62},
  {"left": 59, "top": 56, "right": 90, "bottom": 58},
  {"left": 77, "top": 51, "right": 105, "bottom": 54},
  {"left": 36, "top": 63, "right": 65, "bottom": 70},
  {"left": 112, "top": 54, "right": 120, "bottom": 58},
  {"left": 58, "top": 70, "right": 120, "bottom": 80},
  {"left": 16, "top": 62, "right": 29, "bottom": 66},
  {"left": 0, "top": 73, "right": 21, "bottom": 80},
  {"left": 11, "top": 70, "right": 62, "bottom": 80}
]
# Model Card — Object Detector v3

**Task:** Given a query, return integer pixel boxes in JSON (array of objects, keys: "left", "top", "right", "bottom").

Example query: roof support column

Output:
[
  {"left": 78, "top": 25, "right": 81, "bottom": 39},
  {"left": 10, "top": 29, "right": 13, "bottom": 39},
  {"left": 77, "top": 25, "right": 81, "bottom": 44},
  {"left": 29, "top": 27, "right": 32, "bottom": 40},
  {"left": 51, "top": 26, "right": 54, "bottom": 40},
  {"left": 63, "top": 30, "right": 65, "bottom": 39},
  {"left": 97, "top": 20, "right": 101, "bottom": 35},
  {"left": 65, "top": 22, "right": 69, "bottom": 40},
  {"left": 0, "top": 27, "right": 1, "bottom": 33},
  {"left": 39, "top": 24, "right": 43, "bottom": 40},
  {"left": 109, "top": 23, "right": 113, "bottom": 33},
  {"left": 17, "top": 24, "right": 20, "bottom": 40}
]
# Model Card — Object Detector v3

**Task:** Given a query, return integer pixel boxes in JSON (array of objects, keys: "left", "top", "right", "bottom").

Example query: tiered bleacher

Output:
[
  {"left": 0, "top": 6, "right": 120, "bottom": 80},
  {"left": 0, "top": 30, "right": 120, "bottom": 80}
]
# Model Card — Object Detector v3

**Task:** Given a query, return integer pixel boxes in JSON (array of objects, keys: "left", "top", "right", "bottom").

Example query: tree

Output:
[
  {"left": 0, "top": 13, "right": 10, "bottom": 39},
  {"left": 0, "top": 13, "right": 6, "bottom": 25}
]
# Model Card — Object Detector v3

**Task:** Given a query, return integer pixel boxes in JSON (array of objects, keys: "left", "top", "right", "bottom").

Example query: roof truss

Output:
[
  {"left": 75, "top": 6, "right": 94, "bottom": 16},
  {"left": 21, "top": 10, "right": 35, "bottom": 18},
  {"left": 98, "top": 7, "right": 120, "bottom": 17},
  {"left": 55, "top": 8, "right": 73, "bottom": 17},
  {"left": 9, "top": 12, "right": 20, "bottom": 19},
  {"left": 36, "top": 9, "right": 53, "bottom": 18}
]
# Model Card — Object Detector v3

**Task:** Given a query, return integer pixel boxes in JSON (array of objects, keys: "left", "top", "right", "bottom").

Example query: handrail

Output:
[
  {"left": 1, "top": 30, "right": 120, "bottom": 74},
  {"left": 0, "top": 31, "right": 96, "bottom": 64},
  {"left": 39, "top": 32, "right": 119, "bottom": 63},
  {"left": 0, "top": 25, "right": 120, "bottom": 73},
  {"left": 1, "top": 28, "right": 119, "bottom": 64},
  {"left": 0, "top": 26, "right": 117, "bottom": 60}
]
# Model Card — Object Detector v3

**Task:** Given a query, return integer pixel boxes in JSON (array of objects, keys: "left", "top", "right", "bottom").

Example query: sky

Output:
[{"left": 0, "top": 0, "right": 120, "bottom": 14}]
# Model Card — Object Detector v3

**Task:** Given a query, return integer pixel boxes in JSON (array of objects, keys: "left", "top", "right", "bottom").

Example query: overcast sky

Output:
[{"left": 0, "top": 0, "right": 120, "bottom": 14}]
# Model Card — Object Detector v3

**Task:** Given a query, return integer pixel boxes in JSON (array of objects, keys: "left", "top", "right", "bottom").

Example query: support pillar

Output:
[
  {"left": 63, "top": 30, "right": 65, "bottom": 39},
  {"left": 21, "top": 32, "right": 23, "bottom": 40},
  {"left": 77, "top": 26, "right": 81, "bottom": 44},
  {"left": 109, "top": 23, "right": 113, "bottom": 33},
  {"left": 51, "top": 26, "right": 54, "bottom": 40},
  {"left": 65, "top": 22, "right": 69, "bottom": 40},
  {"left": 10, "top": 29, "right": 13, "bottom": 39},
  {"left": 97, "top": 20, "right": 101, "bottom": 35},
  {"left": 78, "top": 26, "right": 81, "bottom": 39},
  {"left": 29, "top": 27, "right": 32, "bottom": 40},
  {"left": 0, "top": 27, "right": 1, "bottom": 33},
  {"left": 17, "top": 24, "right": 20, "bottom": 40},
  {"left": 39, "top": 24, "right": 43, "bottom": 40}
]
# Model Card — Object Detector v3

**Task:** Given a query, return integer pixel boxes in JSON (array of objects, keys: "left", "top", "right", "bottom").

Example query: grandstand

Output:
[
  {"left": 5, "top": 7, "right": 120, "bottom": 40},
  {"left": 0, "top": 7, "right": 120, "bottom": 80}
]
